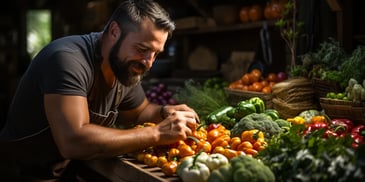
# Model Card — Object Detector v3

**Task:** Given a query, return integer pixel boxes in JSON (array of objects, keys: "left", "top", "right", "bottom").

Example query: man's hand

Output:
[
  {"left": 160, "top": 104, "right": 200, "bottom": 123},
  {"left": 155, "top": 109, "right": 199, "bottom": 145}
]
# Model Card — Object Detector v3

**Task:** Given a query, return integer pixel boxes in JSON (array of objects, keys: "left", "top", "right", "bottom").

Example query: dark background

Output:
[{"left": 0, "top": 0, "right": 363, "bottom": 126}]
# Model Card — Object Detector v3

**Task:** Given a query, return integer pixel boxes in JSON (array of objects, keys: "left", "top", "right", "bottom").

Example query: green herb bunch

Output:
[{"left": 173, "top": 79, "right": 229, "bottom": 120}]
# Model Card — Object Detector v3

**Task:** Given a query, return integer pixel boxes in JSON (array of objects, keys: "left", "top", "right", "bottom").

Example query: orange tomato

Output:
[
  {"left": 262, "top": 86, "right": 272, "bottom": 93},
  {"left": 248, "top": 5, "right": 263, "bottom": 22},
  {"left": 239, "top": 6, "right": 250, "bottom": 22},
  {"left": 270, "top": 0, "right": 285, "bottom": 19},
  {"left": 266, "top": 72, "right": 278, "bottom": 82},
  {"left": 241, "top": 74, "right": 251, "bottom": 85},
  {"left": 251, "top": 68, "right": 262, "bottom": 78},
  {"left": 248, "top": 73, "right": 260, "bottom": 84},
  {"left": 269, "top": 81, "right": 276, "bottom": 87},
  {"left": 261, "top": 80, "right": 269, "bottom": 87},
  {"left": 264, "top": 2, "right": 274, "bottom": 20},
  {"left": 252, "top": 82, "right": 264, "bottom": 92}
]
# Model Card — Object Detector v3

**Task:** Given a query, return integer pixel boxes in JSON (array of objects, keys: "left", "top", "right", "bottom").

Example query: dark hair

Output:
[{"left": 104, "top": 0, "right": 175, "bottom": 38}]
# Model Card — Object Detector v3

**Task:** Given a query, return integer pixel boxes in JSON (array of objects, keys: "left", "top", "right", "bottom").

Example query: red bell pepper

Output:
[
  {"left": 350, "top": 124, "right": 365, "bottom": 148},
  {"left": 303, "top": 122, "right": 328, "bottom": 135},
  {"left": 329, "top": 118, "right": 354, "bottom": 137},
  {"left": 323, "top": 129, "right": 338, "bottom": 138}
]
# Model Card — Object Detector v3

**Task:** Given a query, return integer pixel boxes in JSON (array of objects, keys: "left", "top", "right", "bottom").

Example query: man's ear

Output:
[{"left": 109, "top": 21, "right": 121, "bottom": 40}]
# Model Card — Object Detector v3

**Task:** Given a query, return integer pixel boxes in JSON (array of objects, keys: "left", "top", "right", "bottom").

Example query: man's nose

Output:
[{"left": 143, "top": 51, "right": 156, "bottom": 68}]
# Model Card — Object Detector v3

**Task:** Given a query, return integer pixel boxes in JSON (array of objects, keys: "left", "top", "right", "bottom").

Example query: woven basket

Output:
[
  {"left": 224, "top": 88, "right": 273, "bottom": 109},
  {"left": 320, "top": 98, "right": 365, "bottom": 123},
  {"left": 272, "top": 77, "right": 316, "bottom": 103},
  {"left": 312, "top": 78, "right": 342, "bottom": 98},
  {"left": 272, "top": 98, "right": 318, "bottom": 119}
]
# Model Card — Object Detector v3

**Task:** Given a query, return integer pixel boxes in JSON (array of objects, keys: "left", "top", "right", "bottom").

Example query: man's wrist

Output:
[{"left": 160, "top": 105, "right": 166, "bottom": 119}]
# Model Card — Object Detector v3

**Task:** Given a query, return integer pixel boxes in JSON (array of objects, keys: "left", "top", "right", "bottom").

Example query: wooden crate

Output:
[
  {"left": 224, "top": 88, "right": 273, "bottom": 109},
  {"left": 83, "top": 156, "right": 181, "bottom": 182}
]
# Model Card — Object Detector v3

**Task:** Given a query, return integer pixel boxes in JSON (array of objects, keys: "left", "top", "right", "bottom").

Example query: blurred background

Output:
[{"left": 0, "top": 0, "right": 363, "bottom": 124}]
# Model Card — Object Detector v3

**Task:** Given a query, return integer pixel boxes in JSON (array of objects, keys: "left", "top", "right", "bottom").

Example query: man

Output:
[{"left": 0, "top": 0, "right": 199, "bottom": 181}]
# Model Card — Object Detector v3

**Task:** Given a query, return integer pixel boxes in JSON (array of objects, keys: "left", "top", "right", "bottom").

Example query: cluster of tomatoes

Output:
[
  {"left": 239, "top": 0, "right": 287, "bottom": 23},
  {"left": 131, "top": 123, "right": 268, "bottom": 176},
  {"left": 228, "top": 68, "right": 285, "bottom": 93}
]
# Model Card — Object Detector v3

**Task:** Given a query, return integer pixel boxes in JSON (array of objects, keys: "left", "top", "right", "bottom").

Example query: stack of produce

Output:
[{"left": 271, "top": 77, "right": 319, "bottom": 119}]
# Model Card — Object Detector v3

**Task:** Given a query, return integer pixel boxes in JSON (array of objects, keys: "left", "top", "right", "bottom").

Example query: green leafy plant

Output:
[
  {"left": 341, "top": 46, "right": 365, "bottom": 87},
  {"left": 275, "top": 0, "right": 304, "bottom": 70},
  {"left": 257, "top": 125, "right": 365, "bottom": 181},
  {"left": 173, "top": 79, "right": 229, "bottom": 120}
]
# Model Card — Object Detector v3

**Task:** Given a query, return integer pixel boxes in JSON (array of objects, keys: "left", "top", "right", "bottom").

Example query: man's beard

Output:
[{"left": 109, "top": 37, "right": 148, "bottom": 87}]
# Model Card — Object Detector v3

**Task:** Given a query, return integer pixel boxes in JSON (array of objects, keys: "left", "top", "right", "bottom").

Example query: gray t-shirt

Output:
[{"left": 0, "top": 32, "right": 145, "bottom": 140}]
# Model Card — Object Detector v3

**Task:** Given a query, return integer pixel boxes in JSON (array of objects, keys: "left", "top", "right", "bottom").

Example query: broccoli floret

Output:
[
  {"left": 231, "top": 155, "right": 275, "bottom": 182},
  {"left": 274, "top": 118, "right": 292, "bottom": 128},
  {"left": 230, "top": 113, "right": 283, "bottom": 140}
]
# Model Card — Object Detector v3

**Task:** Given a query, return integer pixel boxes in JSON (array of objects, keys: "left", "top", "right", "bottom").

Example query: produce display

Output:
[
  {"left": 138, "top": 48, "right": 365, "bottom": 182},
  {"left": 130, "top": 83, "right": 365, "bottom": 181}
]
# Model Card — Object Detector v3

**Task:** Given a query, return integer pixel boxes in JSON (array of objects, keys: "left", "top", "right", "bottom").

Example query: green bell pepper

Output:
[
  {"left": 248, "top": 97, "right": 265, "bottom": 113},
  {"left": 233, "top": 101, "right": 256, "bottom": 120},
  {"left": 206, "top": 106, "right": 235, "bottom": 124},
  {"left": 220, "top": 115, "right": 237, "bottom": 129},
  {"left": 264, "top": 109, "right": 280, "bottom": 121}
]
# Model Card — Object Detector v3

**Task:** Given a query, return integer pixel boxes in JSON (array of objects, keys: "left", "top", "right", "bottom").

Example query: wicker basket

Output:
[
  {"left": 320, "top": 98, "right": 365, "bottom": 123},
  {"left": 312, "top": 78, "right": 342, "bottom": 98},
  {"left": 272, "top": 98, "right": 319, "bottom": 119},
  {"left": 224, "top": 88, "right": 273, "bottom": 109}
]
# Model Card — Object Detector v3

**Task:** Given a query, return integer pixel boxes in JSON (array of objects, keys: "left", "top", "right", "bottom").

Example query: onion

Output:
[
  {"left": 145, "top": 83, "right": 178, "bottom": 105},
  {"left": 277, "top": 72, "right": 287, "bottom": 82}
]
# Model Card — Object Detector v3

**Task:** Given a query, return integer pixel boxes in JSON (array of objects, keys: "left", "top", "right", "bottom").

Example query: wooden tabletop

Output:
[{"left": 82, "top": 156, "right": 181, "bottom": 182}]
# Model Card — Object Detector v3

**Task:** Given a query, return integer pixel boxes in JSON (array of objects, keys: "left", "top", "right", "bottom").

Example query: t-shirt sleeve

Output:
[
  {"left": 118, "top": 83, "right": 146, "bottom": 110},
  {"left": 40, "top": 51, "right": 92, "bottom": 96}
]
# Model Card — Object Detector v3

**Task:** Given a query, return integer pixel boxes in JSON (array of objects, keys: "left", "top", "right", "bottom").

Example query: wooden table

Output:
[{"left": 82, "top": 156, "right": 181, "bottom": 182}]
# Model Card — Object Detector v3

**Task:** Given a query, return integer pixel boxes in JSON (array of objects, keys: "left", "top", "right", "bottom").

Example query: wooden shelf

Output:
[{"left": 174, "top": 20, "right": 277, "bottom": 35}]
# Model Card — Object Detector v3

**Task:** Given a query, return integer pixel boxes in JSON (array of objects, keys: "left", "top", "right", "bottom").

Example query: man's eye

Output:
[{"left": 137, "top": 48, "right": 148, "bottom": 54}]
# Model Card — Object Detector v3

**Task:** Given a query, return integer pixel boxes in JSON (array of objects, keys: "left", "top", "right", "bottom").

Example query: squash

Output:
[{"left": 298, "top": 110, "right": 321, "bottom": 124}]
